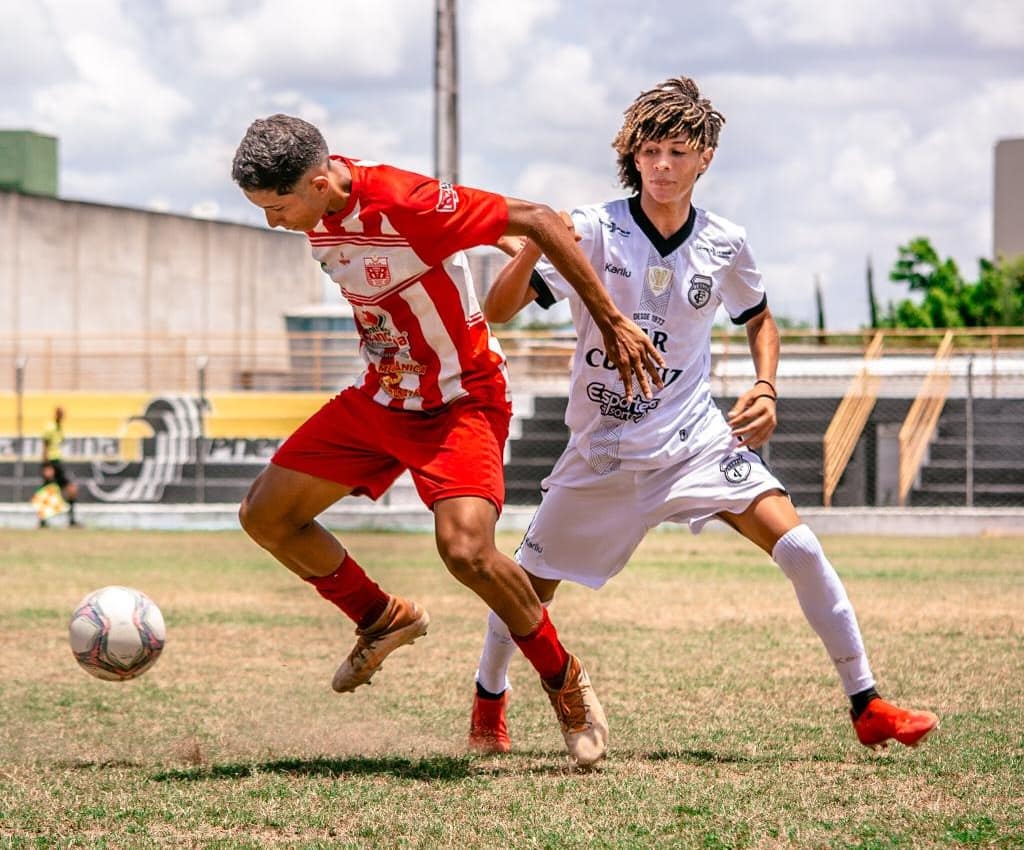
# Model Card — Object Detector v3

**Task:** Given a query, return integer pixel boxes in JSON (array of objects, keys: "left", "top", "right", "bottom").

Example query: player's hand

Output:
[
  {"left": 495, "top": 234, "right": 527, "bottom": 257},
  {"left": 599, "top": 314, "right": 665, "bottom": 402},
  {"left": 727, "top": 387, "right": 778, "bottom": 448}
]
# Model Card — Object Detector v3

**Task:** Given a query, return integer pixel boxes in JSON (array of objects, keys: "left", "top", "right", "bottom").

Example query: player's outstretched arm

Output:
[
  {"left": 503, "top": 198, "right": 665, "bottom": 400},
  {"left": 484, "top": 238, "right": 543, "bottom": 324},
  {"left": 727, "top": 308, "right": 780, "bottom": 448},
  {"left": 486, "top": 211, "right": 578, "bottom": 323}
]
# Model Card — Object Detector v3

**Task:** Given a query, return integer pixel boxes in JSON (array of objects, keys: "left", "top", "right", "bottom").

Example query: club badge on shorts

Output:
[
  {"left": 688, "top": 274, "right": 712, "bottom": 309},
  {"left": 720, "top": 453, "right": 752, "bottom": 484}
]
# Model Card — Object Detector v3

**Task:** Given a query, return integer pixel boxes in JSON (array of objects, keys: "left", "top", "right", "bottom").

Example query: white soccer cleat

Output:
[{"left": 542, "top": 654, "right": 609, "bottom": 767}]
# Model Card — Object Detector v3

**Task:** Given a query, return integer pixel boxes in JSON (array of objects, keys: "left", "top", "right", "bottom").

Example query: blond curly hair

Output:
[{"left": 612, "top": 77, "right": 726, "bottom": 194}]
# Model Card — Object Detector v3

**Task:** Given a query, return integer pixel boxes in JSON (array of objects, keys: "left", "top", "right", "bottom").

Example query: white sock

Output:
[
  {"left": 475, "top": 601, "right": 552, "bottom": 695},
  {"left": 772, "top": 524, "right": 875, "bottom": 696}
]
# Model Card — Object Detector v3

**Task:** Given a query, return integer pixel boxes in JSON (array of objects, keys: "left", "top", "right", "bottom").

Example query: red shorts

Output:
[{"left": 272, "top": 387, "right": 512, "bottom": 512}]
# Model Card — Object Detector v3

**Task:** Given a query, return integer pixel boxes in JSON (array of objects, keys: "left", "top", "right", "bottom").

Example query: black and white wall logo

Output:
[
  {"left": 688, "top": 274, "right": 713, "bottom": 309},
  {"left": 87, "top": 396, "right": 208, "bottom": 502},
  {"left": 720, "top": 453, "right": 751, "bottom": 484}
]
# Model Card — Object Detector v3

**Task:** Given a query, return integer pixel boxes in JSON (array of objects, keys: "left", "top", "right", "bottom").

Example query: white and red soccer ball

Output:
[{"left": 68, "top": 586, "right": 166, "bottom": 681}]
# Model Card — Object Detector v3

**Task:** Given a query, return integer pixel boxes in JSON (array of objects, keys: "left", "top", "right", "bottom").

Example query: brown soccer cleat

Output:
[
  {"left": 542, "top": 654, "right": 609, "bottom": 767},
  {"left": 332, "top": 595, "right": 429, "bottom": 693}
]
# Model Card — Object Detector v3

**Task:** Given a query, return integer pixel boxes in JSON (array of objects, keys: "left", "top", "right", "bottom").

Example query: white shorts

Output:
[{"left": 516, "top": 415, "right": 786, "bottom": 589}]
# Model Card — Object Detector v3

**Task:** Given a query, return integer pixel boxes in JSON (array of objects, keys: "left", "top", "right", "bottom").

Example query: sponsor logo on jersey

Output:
[
  {"left": 647, "top": 266, "right": 673, "bottom": 296},
  {"left": 720, "top": 453, "right": 752, "bottom": 484},
  {"left": 436, "top": 182, "right": 459, "bottom": 213},
  {"left": 605, "top": 261, "right": 631, "bottom": 278},
  {"left": 584, "top": 345, "right": 683, "bottom": 388},
  {"left": 377, "top": 360, "right": 427, "bottom": 376},
  {"left": 335, "top": 249, "right": 352, "bottom": 266},
  {"left": 379, "top": 371, "right": 421, "bottom": 399},
  {"left": 694, "top": 242, "right": 734, "bottom": 259},
  {"left": 524, "top": 537, "right": 544, "bottom": 555},
  {"left": 358, "top": 311, "right": 410, "bottom": 353},
  {"left": 586, "top": 382, "right": 661, "bottom": 423},
  {"left": 602, "top": 219, "right": 631, "bottom": 237},
  {"left": 364, "top": 255, "right": 392, "bottom": 287},
  {"left": 688, "top": 274, "right": 713, "bottom": 309}
]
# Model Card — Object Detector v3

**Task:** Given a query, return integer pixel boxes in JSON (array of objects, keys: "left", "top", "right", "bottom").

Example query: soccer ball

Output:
[{"left": 68, "top": 586, "right": 166, "bottom": 681}]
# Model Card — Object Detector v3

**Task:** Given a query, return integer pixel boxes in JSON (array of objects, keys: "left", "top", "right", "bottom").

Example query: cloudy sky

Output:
[{"left": 2, "top": 0, "right": 1022, "bottom": 328}]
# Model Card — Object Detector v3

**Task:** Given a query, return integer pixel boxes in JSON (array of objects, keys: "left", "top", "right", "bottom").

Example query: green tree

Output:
[{"left": 883, "top": 238, "right": 1024, "bottom": 327}]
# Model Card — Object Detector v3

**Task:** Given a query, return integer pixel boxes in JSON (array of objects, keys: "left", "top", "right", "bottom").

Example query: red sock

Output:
[
  {"left": 511, "top": 608, "right": 570, "bottom": 683},
  {"left": 304, "top": 554, "right": 389, "bottom": 628}
]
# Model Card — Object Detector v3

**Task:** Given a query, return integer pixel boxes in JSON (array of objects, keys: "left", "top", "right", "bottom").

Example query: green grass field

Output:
[{"left": 1, "top": 528, "right": 1022, "bottom": 849}]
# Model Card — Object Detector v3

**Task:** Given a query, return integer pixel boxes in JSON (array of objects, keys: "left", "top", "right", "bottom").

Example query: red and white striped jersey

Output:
[{"left": 307, "top": 156, "right": 510, "bottom": 412}]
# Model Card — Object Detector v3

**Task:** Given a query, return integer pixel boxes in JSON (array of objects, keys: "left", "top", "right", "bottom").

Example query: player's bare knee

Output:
[
  {"left": 437, "top": 534, "right": 493, "bottom": 586},
  {"left": 238, "top": 494, "right": 290, "bottom": 550}
]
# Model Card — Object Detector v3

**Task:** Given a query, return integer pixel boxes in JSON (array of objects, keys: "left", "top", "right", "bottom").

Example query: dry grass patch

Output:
[{"left": 0, "top": 528, "right": 1021, "bottom": 848}]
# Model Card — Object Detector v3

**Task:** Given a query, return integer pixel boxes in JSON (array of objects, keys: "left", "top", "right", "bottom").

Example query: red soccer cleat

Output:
[
  {"left": 468, "top": 689, "right": 512, "bottom": 754},
  {"left": 852, "top": 697, "right": 940, "bottom": 750}
]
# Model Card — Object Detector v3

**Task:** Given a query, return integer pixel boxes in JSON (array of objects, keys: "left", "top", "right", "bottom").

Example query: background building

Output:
[{"left": 994, "top": 138, "right": 1024, "bottom": 260}]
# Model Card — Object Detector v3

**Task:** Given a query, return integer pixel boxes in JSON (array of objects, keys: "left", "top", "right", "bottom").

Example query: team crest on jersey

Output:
[
  {"left": 647, "top": 266, "right": 673, "bottom": 296},
  {"left": 436, "top": 182, "right": 459, "bottom": 213},
  {"left": 688, "top": 274, "right": 713, "bottom": 309},
  {"left": 720, "top": 453, "right": 752, "bottom": 484},
  {"left": 364, "top": 255, "right": 392, "bottom": 287}
]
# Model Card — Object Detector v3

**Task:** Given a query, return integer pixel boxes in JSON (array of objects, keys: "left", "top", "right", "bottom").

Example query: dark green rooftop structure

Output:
[{"left": 0, "top": 130, "right": 58, "bottom": 196}]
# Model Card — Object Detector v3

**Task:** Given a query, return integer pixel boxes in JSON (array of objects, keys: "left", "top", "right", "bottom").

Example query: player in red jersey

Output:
[{"left": 232, "top": 114, "right": 664, "bottom": 766}]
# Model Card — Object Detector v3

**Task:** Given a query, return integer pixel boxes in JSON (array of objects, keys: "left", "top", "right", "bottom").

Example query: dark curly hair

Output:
[
  {"left": 231, "top": 114, "right": 329, "bottom": 194},
  {"left": 612, "top": 77, "right": 726, "bottom": 194}
]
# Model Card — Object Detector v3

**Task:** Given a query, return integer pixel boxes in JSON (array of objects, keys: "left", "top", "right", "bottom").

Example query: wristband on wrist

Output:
[
  {"left": 754, "top": 393, "right": 777, "bottom": 403},
  {"left": 754, "top": 378, "right": 776, "bottom": 396}
]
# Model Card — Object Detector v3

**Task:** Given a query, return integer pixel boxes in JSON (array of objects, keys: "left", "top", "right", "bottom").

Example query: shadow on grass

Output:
[
  {"left": 151, "top": 754, "right": 476, "bottom": 783},
  {"left": 644, "top": 748, "right": 844, "bottom": 765}
]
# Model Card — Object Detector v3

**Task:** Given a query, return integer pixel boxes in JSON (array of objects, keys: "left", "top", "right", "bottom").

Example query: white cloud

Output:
[
  {"left": 955, "top": 0, "right": 1024, "bottom": 47},
  {"left": 734, "top": 0, "right": 931, "bottom": 46},
  {"left": 512, "top": 161, "right": 621, "bottom": 210},
  {"left": 464, "top": 0, "right": 561, "bottom": 84},
  {"left": 0, "top": 3, "right": 74, "bottom": 88},
  {"left": 1, "top": 1, "right": 1020, "bottom": 329},
  {"left": 184, "top": 0, "right": 430, "bottom": 83},
  {"left": 24, "top": 3, "right": 192, "bottom": 153}
]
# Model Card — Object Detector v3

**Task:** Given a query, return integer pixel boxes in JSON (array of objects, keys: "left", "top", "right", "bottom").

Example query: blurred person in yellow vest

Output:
[{"left": 40, "top": 406, "right": 80, "bottom": 528}]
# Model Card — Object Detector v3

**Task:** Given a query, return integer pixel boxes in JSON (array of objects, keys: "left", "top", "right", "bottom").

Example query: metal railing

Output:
[
  {"left": 822, "top": 331, "right": 883, "bottom": 507},
  {"left": 897, "top": 330, "right": 955, "bottom": 506},
  {"left": 2, "top": 326, "right": 1024, "bottom": 394}
]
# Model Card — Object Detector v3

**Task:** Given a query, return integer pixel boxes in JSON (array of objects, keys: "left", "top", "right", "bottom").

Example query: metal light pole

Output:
[
  {"left": 14, "top": 356, "right": 26, "bottom": 501},
  {"left": 195, "top": 356, "right": 208, "bottom": 503},
  {"left": 434, "top": 0, "right": 459, "bottom": 185}
]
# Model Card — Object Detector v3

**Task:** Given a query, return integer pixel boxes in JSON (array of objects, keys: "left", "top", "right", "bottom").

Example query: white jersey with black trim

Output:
[{"left": 533, "top": 196, "right": 767, "bottom": 472}]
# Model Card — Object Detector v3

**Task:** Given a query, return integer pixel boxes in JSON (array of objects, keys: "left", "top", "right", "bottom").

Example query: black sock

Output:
[
  {"left": 68, "top": 501, "right": 76, "bottom": 522},
  {"left": 850, "top": 686, "right": 881, "bottom": 719},
  {"left": 475, "top": 681, "right": 505, "bottom": 701}
]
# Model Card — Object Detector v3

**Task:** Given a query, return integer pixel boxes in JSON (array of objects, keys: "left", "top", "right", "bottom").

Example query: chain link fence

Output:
[{"left": 2, "top": 329, "right": 1023, "bottom": 509}]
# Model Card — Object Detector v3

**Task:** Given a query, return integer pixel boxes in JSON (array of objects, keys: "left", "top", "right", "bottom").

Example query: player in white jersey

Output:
[
  {"left": 468, "top": 77, "right": 939, "bottom": 755},
  {"left": 232, "top": 114, "right": 667, "bottom": 766}
]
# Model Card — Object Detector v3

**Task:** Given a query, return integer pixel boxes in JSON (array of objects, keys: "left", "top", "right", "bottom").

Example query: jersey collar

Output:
[{"left": 628, "top": 195, "right": 696, "bottom": 258}]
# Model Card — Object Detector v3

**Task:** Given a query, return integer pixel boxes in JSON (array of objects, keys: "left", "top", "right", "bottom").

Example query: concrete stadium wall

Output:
[{"left": 0, "top": 191, "right": 321, "bottom": 340}]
